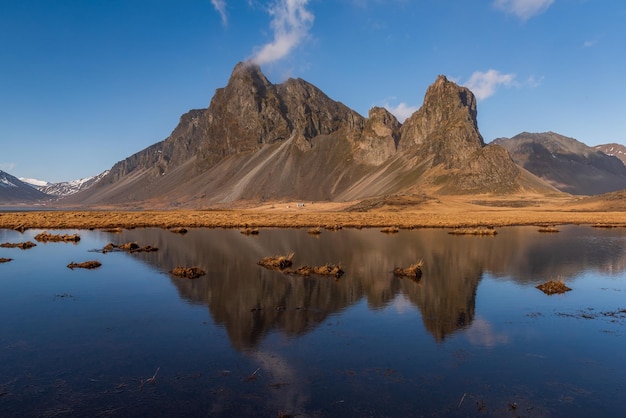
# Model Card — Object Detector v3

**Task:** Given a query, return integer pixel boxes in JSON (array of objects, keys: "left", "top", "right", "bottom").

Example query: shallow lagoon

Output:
[{"left": 1, "top": 226, "right": 625, "bottom": 417}]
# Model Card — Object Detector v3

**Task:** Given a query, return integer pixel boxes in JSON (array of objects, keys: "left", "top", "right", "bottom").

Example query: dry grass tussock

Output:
[
  {"left": 67, "top": 260, "right": 101, "bottom": 269},
  {"left": 448, "top": 228, "right": 497, "bottom": 236},
  {"left": 241, "top": 227, "right": 259, "bottom": 235},
  {"left": 536, "top": 278, "right": 572, "bottom": 295},
  {"left": 537, "top": 226, "right": 559, "bottom": 233},
  {"left": 0, "top": 257, "right": 13, "bottom": 263},
  {"left": 380, "top": 226, "right": 399, "bottom": 233},
  {"left": 35, "top": 231, "right": 80, "bottom": 242},
  {"left": 257, "top": 252, "right": 344, "bottom": 278},
  {"left": 0, "top": 241, "right": 36, "bottom": 250},
  {"left": 102, "top": 242, "right": 158, "bottom": 253},
  {"left": 393, "top": 260, "right": 424, "bottom": 278},
  {"left": 257, "top": 252, "right": 294, "bottom": 270},
  {"left": 288, "top": 264, "right": 344, "bottom": 279},
  {"left": 170, "top": 266, "right": 206, "bottom": 279}
]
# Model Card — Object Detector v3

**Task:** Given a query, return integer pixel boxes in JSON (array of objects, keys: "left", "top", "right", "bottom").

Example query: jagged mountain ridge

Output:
[
  {"left": 21, "top": 171, "right": 110, "bottom": 197},
  {"left": 65, "top": 62, "right": 555, "bottom": 208},
  {"left": 0, "top": 170, "right": 52, "bottom": 203},
  {"left": 494, "top": 132, "right": 626, "bottom": 195}
]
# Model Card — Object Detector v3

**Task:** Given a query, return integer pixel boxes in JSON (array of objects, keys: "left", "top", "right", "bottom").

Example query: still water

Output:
[{"left": 1, "top": 226, "right": 625, "bottom": 417}]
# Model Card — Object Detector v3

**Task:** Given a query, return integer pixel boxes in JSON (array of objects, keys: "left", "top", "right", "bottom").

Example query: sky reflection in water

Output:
[{"left": 1, "top": 226, "right": 625, "bottom": 417}]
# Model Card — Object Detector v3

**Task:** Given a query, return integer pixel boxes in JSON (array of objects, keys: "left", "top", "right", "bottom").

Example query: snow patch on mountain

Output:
[
  {"left": 1, "top": 175, "right": 18, "bottom": 188},
  {"left": 20, "top": 177, "right": 50, "bottom": 187},
  {"left": 36, "top": 171, "right": 110, "bottom": 196}
]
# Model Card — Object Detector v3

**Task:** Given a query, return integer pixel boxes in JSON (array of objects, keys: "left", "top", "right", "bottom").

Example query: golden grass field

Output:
[{"left": 1, "top": 194, "right": 625, "bottom": 230}]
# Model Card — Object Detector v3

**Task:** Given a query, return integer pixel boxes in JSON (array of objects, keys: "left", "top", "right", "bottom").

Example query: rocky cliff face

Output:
[
  {"left": 495, "top": 132, "right": 626, "bottom": 195},
  {"left": 399, "top": 75, "right": 484, "bottom": 168},
  {"left": 354, "top": 107, "right": 400, "bottom": 165},
  {"left": 66, "top": 63, "right": 552, "bottom": 208}
]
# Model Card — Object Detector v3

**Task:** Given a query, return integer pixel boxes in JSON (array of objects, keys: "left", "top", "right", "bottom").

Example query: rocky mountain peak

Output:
[
  {"left": 354, "top": 107, "right": 400, "bottom": 165},
  {"left": 399, "top": 75, "right": 484, "bottom": 168},
  {"left": 67, "top": 63, "right": 557, "bottom": 208}
]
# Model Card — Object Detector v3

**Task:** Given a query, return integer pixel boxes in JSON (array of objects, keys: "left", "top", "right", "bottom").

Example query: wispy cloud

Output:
[
  {"left": 211, "top": 0, "right": 228, "bottom": 25},
  {"left": 583, "top": 40, "right": 596, "bottom": 48},
  {"left": 0, "top": 162, "right": 16, "bottom": 173},
  {"left": 493, "top": 0, "right": 554, "bottom": 21},
  {"left": 383, "top": 101, "right": 418, "bottom": 123},
  {"left": 464, "top": 69, "right": 516, "bottom": 100},
  {"left": 251, "top": 0, "right": 314, "bottom": 65}
]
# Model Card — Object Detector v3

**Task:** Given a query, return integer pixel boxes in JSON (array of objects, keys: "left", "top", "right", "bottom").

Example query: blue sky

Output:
[{"left": 1, "top": 0, "right": 625, "bottom": 182}]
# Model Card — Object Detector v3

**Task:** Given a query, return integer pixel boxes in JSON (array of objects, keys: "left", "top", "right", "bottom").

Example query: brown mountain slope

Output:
[
  {"left": 494, "top": 132, "right": 626, "bottom": 195},
  {"left": 594, "top": 143, "right": 626, "bottom": 165},
  {"left": 65, "top": 63, "right": 556, "bottom": 208}
]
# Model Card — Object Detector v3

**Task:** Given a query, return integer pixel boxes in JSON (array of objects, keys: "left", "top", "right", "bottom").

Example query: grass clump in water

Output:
[
  {"left": 67, "top": 260, "right": 102, "bottom": 269},
  {"left": 393, "top": 260, "right": 424, "bottom": 278},
  {"left": 290, "top": 264, "right": 344, "bottom": 279},
  {"left": 170, "top": 266, "right": 205, "bottom": 279},
  {"left": 536, "top": 278, "right": 572, "bottom": 295},
  {"left": 34, "top": 231, "right": 80, "bottom": 243},
  {"left": 0, "top": 241, "right": 36, "bottom": 250},
  {"left": 448, "top": 228, "right": 497, "bottom": 236},
  {"left": 258, "top": 252, "right": 294, "bottom": 270}
]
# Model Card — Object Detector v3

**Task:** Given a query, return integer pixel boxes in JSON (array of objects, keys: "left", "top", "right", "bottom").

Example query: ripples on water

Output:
[{"left": 1, "top": 226, "right": 625, "bottom": 417}]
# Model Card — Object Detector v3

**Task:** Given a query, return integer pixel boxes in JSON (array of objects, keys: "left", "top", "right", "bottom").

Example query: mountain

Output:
[
  {"left": 493, "top": 132, "right": 626, "bottom": 195},
  {"left": 22, "top": 171, "right": 110, "bottom": 197},
  {"left": 594, "top": 143, "right": 626, "bottom": 165},
  {"left": 65, "top": 62, "right": 556, "bottom": 208},
  {"left": 0, "top": 170, "right": 51, "bottom": 203}
]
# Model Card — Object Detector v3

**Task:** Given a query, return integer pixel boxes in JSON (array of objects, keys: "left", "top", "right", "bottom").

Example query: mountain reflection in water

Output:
[{"left": 112, "top": 226, "right": 626, "bottom": 348}]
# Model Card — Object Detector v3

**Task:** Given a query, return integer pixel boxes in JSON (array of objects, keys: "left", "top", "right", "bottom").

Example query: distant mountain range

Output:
[
  {"left": 20, "top": 171, "right": 110, "bottom": 197},
  {"left": 0, "top": 170, "right": 51, "bottom": 203},
  {"left": 494, "top": 132, "right": 626, "bottom": 195},
  {"left": 594, "top": 143, "right": 626, "bottom": 164},
  {"left": 2, "top": 62, "right": 626, "bottom": 207}
]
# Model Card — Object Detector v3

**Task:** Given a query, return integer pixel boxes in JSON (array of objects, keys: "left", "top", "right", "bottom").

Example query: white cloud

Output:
[
  {"left": 211, "top": 0, "right": 228, "bottom": 25},
  {"left": 493, "top": 0, "right": 554, "bottom": 20},
  {"left": 464, "top": 69, "right": 516, "bottom": 100},
  {"left": 0, "top": 162, "right": 16, "bottom": 173},
  {"left": 384, "top": 102, "right": 418, "bottom": 123},
  {"left": 526, "top": 74, "right": 544, "bottom": 88},
  {"left": 251, "top": 0, "right": 314, "bottom": 65}
]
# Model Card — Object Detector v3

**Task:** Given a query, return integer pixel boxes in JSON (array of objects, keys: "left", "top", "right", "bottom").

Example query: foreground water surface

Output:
[{"left": 1, "top": 226, "right": 625, "bottom": 417}]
